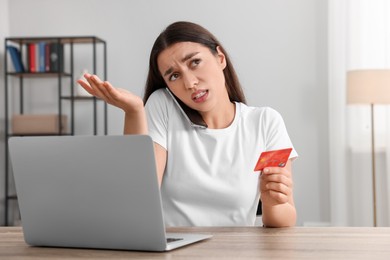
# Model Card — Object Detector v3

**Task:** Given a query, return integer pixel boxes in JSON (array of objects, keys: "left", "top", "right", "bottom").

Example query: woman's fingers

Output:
[
  {"left": 266, "top": 190, "right": 290, "bottom": 204},
  {"left": 260, "top": 163, "right": 293, "bottom": 204},
  {"left": 264, "top": 181, "right": 292, "bottom": 196},
  {"left": 261, "top": 173, "right": 293, "bottom": 188},
  {"left": 81, "top": 74, "right": 116, "bottom": 104},
  {"left": 102, "top": 80, "right": 123, "bottom": 102},
  {"left": 262, "top": 166, "right": 291, "bottom": 177},
  {"left": 77, "top": 73, "right": 144, "bottom": 113},
  {"left": 77, "top": 79, "right": 95, "bottom": 95},
  {"left": 81, "top": 74, "right": 104, "bottom": 98},
  {"left": 88, "top": 74, "right": 109, "bottom": 99}
]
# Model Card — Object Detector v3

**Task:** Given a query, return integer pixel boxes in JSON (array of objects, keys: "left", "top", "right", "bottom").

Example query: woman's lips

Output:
[{"left": 192, "top": 90, "right": 209, "bottom": 103}]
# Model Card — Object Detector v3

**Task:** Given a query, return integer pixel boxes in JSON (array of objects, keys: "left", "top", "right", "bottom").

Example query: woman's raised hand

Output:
[{"left": 77, "top": 73, "right": 144, "bottom": 114}]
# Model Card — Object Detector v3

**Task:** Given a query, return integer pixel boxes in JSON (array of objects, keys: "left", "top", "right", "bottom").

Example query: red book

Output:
[{"left": 29, "top": 44, "right": 36, "bottom": 72}]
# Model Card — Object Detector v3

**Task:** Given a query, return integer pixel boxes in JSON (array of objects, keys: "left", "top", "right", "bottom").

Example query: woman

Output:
[{"left": 78, "top": 21, "right": 298, "bottom": 227}]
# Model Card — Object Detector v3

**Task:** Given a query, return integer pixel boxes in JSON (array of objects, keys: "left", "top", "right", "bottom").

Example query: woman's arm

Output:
[
  {"left": 260, "top": 159, "right": 297, "bottom": 227},
  {"left": 78, "top": 74, "right": 147, "bottom": 135},
  {"left": 154, "top": 143, "right": 167, "bottom": 187},
  {"left": 77, "top": 74, "right": 167, "bottom": 186}
]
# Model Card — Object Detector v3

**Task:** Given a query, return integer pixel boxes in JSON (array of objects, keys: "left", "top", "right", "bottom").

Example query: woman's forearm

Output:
[
  {"left": 123, "top": 107, "right": 148, "bottom": 135},
  {"left": 262, "top": 202, "right": 297, "bottom": 228}
]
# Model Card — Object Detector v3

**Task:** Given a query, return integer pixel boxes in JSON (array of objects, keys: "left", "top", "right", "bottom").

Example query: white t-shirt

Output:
[{"left": 145, "top": 88, "right": 298, "bottom": 227}]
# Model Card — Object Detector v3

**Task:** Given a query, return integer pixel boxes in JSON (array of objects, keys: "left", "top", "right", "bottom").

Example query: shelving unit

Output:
[{"left": 4, "top": 36, "right": 108, "bottom": 226}]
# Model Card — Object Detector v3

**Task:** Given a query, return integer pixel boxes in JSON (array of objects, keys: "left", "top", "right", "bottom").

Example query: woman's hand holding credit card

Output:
[{"left": 255, "top": 148, "right": 295, "bottom": 210}]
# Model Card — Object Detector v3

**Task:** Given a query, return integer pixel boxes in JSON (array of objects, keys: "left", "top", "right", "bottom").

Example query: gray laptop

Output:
[{"left": 9, "top": 135, "right": 211, "bottom": 251}]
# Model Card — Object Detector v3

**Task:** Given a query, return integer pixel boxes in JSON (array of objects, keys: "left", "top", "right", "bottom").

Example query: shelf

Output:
[
  {"left": 61, "top": 96, "right": 103, "bottom": 101},
  {"left": 7, "top": 133, "right": 72, "bottom": 137},
  {"left": 4, "top": 35, "right": 108, "bottom": 226},
  {"left": 6, "top": 195, "right": 17, "bottom": 200},
  {"left": 6, "top": 72, "right": 72, "bottom": 78},
  {"left": 6, "top": 36, "right": 106, "bottom": 45}
]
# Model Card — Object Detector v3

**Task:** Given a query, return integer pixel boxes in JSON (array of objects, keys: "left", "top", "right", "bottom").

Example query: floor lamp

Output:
[{"left": 347, "top": 69, "right": 390, "bottom": 227}]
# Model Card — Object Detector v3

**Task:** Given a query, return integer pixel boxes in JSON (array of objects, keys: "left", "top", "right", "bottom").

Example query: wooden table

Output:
[{"left": 1, "top": 226, "right": 390, "bottom": 259}]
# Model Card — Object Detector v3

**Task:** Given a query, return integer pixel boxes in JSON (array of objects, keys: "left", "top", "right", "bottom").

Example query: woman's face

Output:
[{"left": 157, "top": 42, "right": 229, "bottom": 114}]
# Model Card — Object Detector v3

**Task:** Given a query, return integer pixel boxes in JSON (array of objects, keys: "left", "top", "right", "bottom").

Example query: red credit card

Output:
[{"left": 254, "top": 148, "right": 292, "bottom": 172}]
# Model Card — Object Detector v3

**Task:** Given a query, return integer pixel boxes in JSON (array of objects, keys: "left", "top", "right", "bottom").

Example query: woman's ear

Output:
[{"left": 216, "top": 46, "right": 227, "bottom": 69}]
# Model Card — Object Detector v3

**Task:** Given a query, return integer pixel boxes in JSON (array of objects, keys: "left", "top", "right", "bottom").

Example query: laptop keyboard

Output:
[{"left": 167, "top": 238, "right": 183, "bottom": 243}]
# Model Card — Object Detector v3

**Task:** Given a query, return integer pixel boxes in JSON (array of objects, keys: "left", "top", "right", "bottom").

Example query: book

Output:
[
  {"left": 38, "top": 42, "right": 46, "bottom": 72},
  {"left": 34, "top": 43, "right": 39, "bottom": 72},
  {"left": 28, "top": 43, "right": 36, "bottom": 72},
  {"left": 45, "top": 43, "right": 50, "bottom": 72},
  {"left": 26, "top": 44, "right": 30, "bottom": 72},
  {"left": 6, "top": 46, "right": 25, "bottom": 72},
  {"left": 49, "top": 43, "right": 64, "bottom": 72}
]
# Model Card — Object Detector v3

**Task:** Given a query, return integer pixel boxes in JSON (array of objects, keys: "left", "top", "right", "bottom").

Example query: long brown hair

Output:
[{"left": 143, "top": 21, "right": 246, "bottom": 125}]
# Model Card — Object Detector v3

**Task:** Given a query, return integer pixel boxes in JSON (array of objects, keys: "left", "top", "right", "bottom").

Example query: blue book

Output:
[
  {"left": 38, "top": 42, "right": 46, "bottom": 72},
  {"left": 6, "top": 46, "right": 25, "bottom": 72}
]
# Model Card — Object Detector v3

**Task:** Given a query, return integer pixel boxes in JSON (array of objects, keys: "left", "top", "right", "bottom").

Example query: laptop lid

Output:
[{"left": 9, "top": 135, "right": 211, "bottom": 251}]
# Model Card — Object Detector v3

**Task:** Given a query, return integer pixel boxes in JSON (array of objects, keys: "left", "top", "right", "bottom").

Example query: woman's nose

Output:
[{"left": 182, "top": 72, "right": 198, "bottom": 89}]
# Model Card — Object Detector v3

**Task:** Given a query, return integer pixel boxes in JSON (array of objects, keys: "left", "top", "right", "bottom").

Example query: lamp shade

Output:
[{"left": 347, "top": 69, "right": 390, "bottom": 104}]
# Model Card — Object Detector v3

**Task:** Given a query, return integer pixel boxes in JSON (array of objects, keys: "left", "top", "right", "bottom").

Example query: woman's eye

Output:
[
  {"left": 169, "top": 73, "right": 179, "bottom": 81},
  {"left": 191, "top": 59, "right": 201, "bottom": 67}
]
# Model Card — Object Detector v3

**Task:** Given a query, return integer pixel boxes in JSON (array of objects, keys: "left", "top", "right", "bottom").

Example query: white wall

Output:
[{"left": 3, "top": 0, "right": 329, "bottom": 226}]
